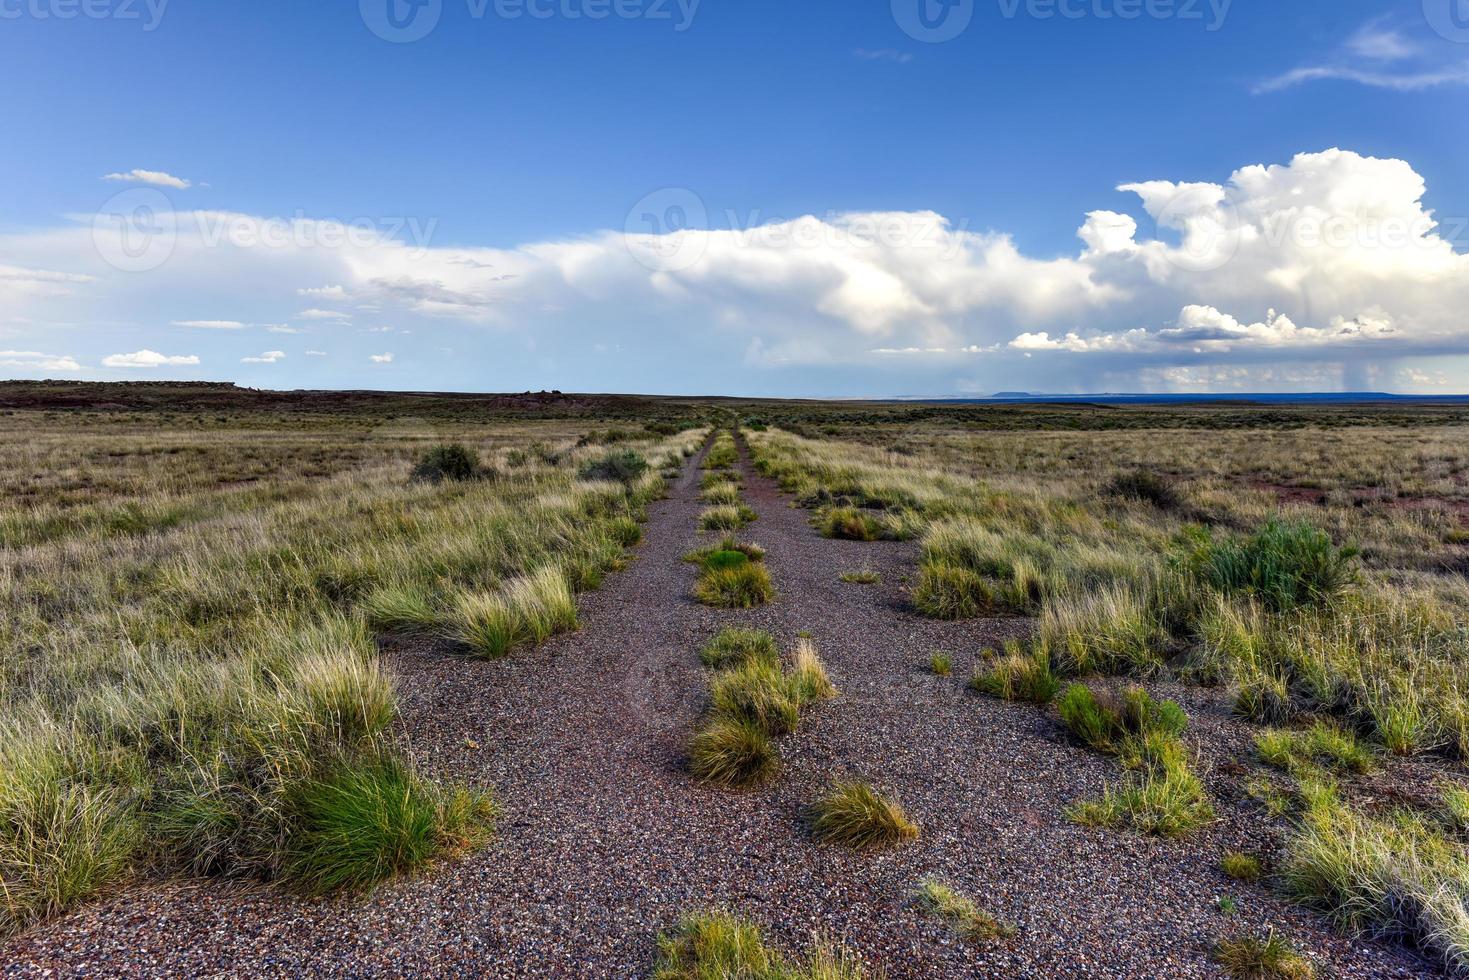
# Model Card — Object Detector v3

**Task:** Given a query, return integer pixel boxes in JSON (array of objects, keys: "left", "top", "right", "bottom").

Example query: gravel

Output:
[{"left": 1, "top": 439, "right": 1440, "bottom": 978}]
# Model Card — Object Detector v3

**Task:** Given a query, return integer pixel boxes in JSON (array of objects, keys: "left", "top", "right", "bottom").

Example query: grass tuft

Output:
[
  {"left": 1221, "top": 851, "right": 1266, "bottom": 882},
  {"left": 914, "top": 879, "right": 1015, "bottom": 942},
  {"left": 687, "top": 719, "right": 779, "bottom": 788},
  {"left": 970, "top": 643, "right": 1059, "bottom": 704},
  {"left": 1212, "top": 928, "right": 1315, "bottom": 979},
  {"left": 810, "top": 780, "right": 918, "bottom": 849},
  {"left": 694, "top": 562, "right": 775, "bottom": 609}
]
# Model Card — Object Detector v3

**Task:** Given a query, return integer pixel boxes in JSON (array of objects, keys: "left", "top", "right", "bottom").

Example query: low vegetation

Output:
[
  {"left": 1221, "top": 851, "right": 1266, "bottom": 882},
  {"left": 0, "top": 408, "right": 705, "bottom": 934},
  {"left": 809, "top": 780, "right": 918, "bottom": 849},
  {"left": 653, "top": 911, "right": 871, "bottom": 979},
  {"left": 1212, "top": 928, "right": 1315, "bottom": 979},
  {"left": 913, "top": 879, "right": 1014, "bottom": 942},
  {"left": 688, "top": 633, "right": 834, "bottom": 788}
]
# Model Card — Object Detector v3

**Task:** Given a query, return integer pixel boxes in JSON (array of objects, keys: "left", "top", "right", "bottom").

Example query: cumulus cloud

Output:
[
  {"left": 6, "top": 146, "right": 1469, "bottom": 393},
  {"left": 102, "top": 350, "right": 201, "bottom": 368},
  {"left": 241, "top": 350, "right": 286, "bottom": 364},
  {"left": 0, "top": 350, "right": 82, "bottom": 372},
  {"left": 369, "top": 352, "right": 394, "bottom": 363},
  {"left": 102, "top": 169, "right": 192, "bottom": 189}
]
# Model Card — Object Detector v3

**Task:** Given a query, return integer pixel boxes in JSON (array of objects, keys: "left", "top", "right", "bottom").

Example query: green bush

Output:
[
  {"left": 1194, "top": 521, "right": 1359, "bottom": 612},
  {"left": 412, "top": 443, "right": 480, "bottom": 482},
  {"left": 578, "top": 449, "right": 649, "bottom": 484}
]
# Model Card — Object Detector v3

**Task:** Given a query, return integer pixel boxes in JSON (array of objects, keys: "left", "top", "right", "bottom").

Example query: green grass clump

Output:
[
  {"left": 361, "top": 583, "right": 440, "bottom": 636},
  {"left": 1192, "top": 520, "right": 1359, "bottom": 612},
  {"left": 914, "top": 879, "right": 1015, "bottom": 942},
  {"left": 1039, "top": 586, "right": 1166, "bottom": 676},
  {"left": 703, "top": 549, "right": 750, "bottom": 572},
  {"left": 452, "top": 566, "right": 579, "bottom": 658},
  {"left": 1281, "top": 796, "right": 1469, "bottom": 970},
  {"left": 700, "top": 628, "right": 779, "bottom": 670},
  {"left": 694, "top": 562, "right": 775, "bottom": 609},
  {"left": 652, "top": 911, "right": 870, "bottom": 980},
  {"left": 710, "top": 661, "right": 802, "bottom": 736},
  {"left": 816, "top": 506, "right": 882, "bottom": 542},
  {"left": 787, "top": 639, "right": 837, "bottom": 705},
  {"left": 911, "top": 563, "right": 997, "bottom": 620},
  {"left": 1067, "top": 763, "right": 1214, "bottom": 838},
  {"left": 701, "top": 481, "right": 742, "bottom": 505},
  {"left": 699, "top": 504, "right": 757, "bottom": 532},
  {"left": 1233, "top": 673, "right": 1293, "bottom": 725},
  {"left": 839, "top": 569, "right": 880, "bottom": 584},
  {"left": 930, "top": 652, "right": 952, "bottom": 676},
  {"left": 970, "top": 643, "right": 1059, "bottom": 704},
  {"left": 1056, "top": 683, "right": 1187, "bottom": 755},
  {"left": 284, "top": 756, "right": 496, "bottom": 895},
  {"left": 684, "top": 535, "right": 765, "bottom": 565},
  {"left": 687, "top": 719, "right": 779, "bottom": 787},
  {"left": 1221, "top": 851, "right": 1266, "bottom": 882},
  {"left": 1254, "top": 722, "right": 1375, "bottom": 775},
  {"left": 1212, "top": 929, "right": 1315, "bottom": 979},
  {"left": 809, "top": 780, "right": 918, "bottom": 849}
]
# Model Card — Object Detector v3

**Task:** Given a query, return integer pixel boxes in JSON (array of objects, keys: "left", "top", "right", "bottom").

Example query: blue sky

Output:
[{"left": 3, "top": 0, "right": 1469, "bottom": 395}]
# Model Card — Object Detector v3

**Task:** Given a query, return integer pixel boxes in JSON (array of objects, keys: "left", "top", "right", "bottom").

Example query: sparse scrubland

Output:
[
  {"left": 748, "top": 412, "right": 1469, "bottom": 971},
  {"left": 0, "top": 401, "right": 703, "bottom": 933},
  {"left": 8, "top": 387, "right": 1469, "bottom": 976}
]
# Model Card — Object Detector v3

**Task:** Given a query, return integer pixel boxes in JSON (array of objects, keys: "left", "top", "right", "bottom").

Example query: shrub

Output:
[
  {"left": 699, "top": 628, "right": 778, "bottom": 670},
  {"left": 817, "top": 506, "right": 881, "bottom": 542},
  {"left": 1196, "top": 521, "right": 1359, "bottom": 612},
  {"left": 1213, "top": 929, "right": 1315, "bottom": 979},
  {"left": 809, "top": 780, "right": 918, "bottom": 849},
  {"left": 971, "top": 645, "right": 1059, "bottom": 704},
  {"left": 687, "top": 719, "right": 778, "bottom": 787},
  {"left": 694, "top": 563, "right": 775, "bottom": 609},
  {"left": 412, "top": 443, "right": 480, "bottom": 482},
  {"left": 578, "top": 449, "right": 649, "bottom": 484},
  {"left": 1104, "top": 468, "right": 1182, "bottom": 510},
  {"left": 1221, "top": 851, "right": 1265, "bottom": 882},
  {"left": 914, "top": 879, "right": 1015, "bottom": 942},
  {"left": 283, "top": 756, "right": 495, "bottom": 895}
]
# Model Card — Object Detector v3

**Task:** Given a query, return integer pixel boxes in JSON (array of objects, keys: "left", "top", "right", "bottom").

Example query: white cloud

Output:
[
  {"left": 369, "top": 352, "right": 394, "bottom": 363},
  {"left": 102, "top": 169, "right": 192, "bottom": 190},
  {"left": 1257, "top": 20, "right": 1469, "bottom": 93},
  {"left": 102, "top": 350, "right": 201, "bottom": 368},
  {"left": 297, "top": 285, "right": 347, "bottom": 299},
  {"left": 241, "top": 350, "right": 286, "bottom": 364},
  {"left": 0, "top": 350, "right": 82, "bottom": 372},
  {"left": 265, "top": 324, "right": 303, "bottom": 334},
  {"left": 7, "top": 146, "right": 1469, "bottom": 393},
  {"left": 172, "top": 319, "right": 247, "bottom": 330},
  {"left": 305, "top": 350, "right": 328, "bottom": 356},
  {"left": 853, "top": 48, "right": 913, "bottom": 64}
]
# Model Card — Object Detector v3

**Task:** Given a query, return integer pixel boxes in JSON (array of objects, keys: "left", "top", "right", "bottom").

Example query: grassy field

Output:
[
  {"left": 5, "top": 383, "right": 1469, "bottom": 974},
  {"left": 0, "top": 389, "right": 706, "bottom": 932}
]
